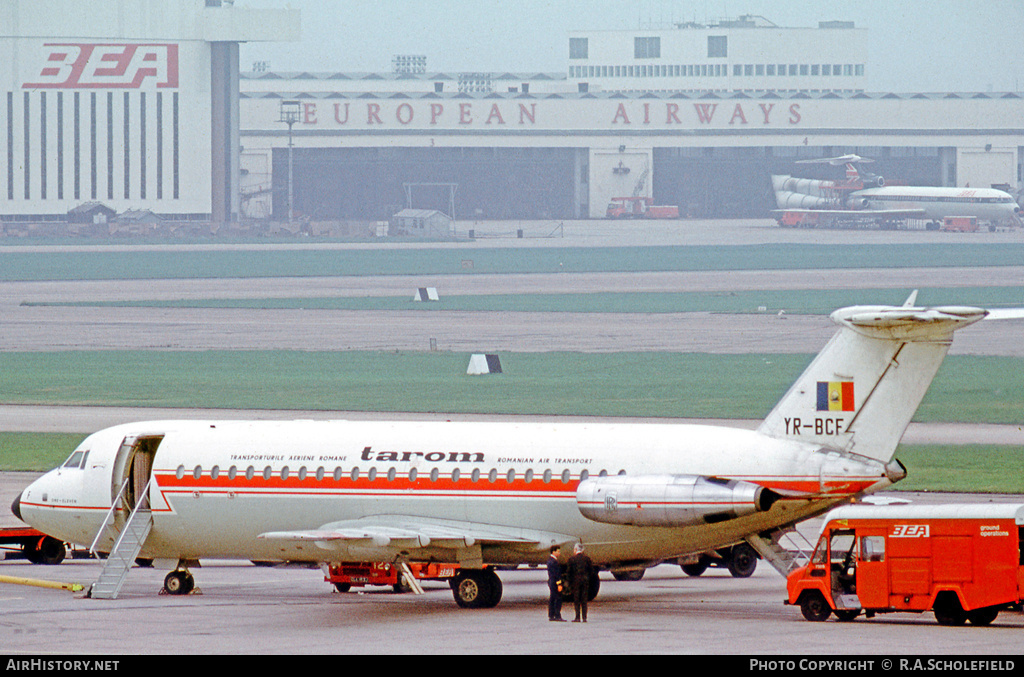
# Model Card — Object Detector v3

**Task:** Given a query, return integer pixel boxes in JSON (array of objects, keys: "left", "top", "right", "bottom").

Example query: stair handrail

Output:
[
  {"left": 108, "top": 474, "right": 155, "bottom": 555},
  {"left": 90, "top": 475, "right": 132, "bottom": 557}
]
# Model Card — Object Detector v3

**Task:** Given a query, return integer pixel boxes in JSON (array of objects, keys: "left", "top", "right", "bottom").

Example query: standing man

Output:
[
  {"left": 567, "top": 543, "right": 595, "bottom": 622},
  {"left": 547, "top": 545, "right": 566, "bottom": 621}
]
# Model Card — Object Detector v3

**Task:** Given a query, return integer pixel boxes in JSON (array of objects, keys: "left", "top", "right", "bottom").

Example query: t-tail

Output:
[{"left": 758, "top": 292, "right": 992, "bottom": 465}]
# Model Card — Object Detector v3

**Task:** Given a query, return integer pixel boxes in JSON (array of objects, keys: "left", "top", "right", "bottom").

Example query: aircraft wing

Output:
[{"left": 258, "top": 515, "right": 573, "bottom": 553}]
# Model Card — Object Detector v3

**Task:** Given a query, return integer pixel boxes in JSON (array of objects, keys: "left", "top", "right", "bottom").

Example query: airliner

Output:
[
  {"left": 772, "top": 155, "right": 1021, "bottom": 228},
  {"left": 11, "top": 294, "right": 1020, "bottom": 608}
]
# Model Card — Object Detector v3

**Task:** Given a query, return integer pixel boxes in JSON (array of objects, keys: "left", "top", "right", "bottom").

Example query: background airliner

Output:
[
  {"left": 11, "top": 295, "right": 1018, "bottom": 608},
  {"left": 772, "top": 155, "right": 1021, "bottom": 228}
]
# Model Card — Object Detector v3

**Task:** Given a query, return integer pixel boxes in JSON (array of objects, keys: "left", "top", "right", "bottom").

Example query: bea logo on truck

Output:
[
  {"left": 23, "top": 44, "right": 179, "bottom": 89},
  {"left": 890, "top": 524, "right": 929, "bottom": 538}
]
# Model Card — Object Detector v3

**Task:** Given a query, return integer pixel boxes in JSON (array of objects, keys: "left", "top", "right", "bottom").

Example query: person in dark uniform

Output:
[
  {"left": 547, "top": 545, "right": 566, "bottom": 621},
  {"left": 566, "top": 543, "right": 595, "bottom": 622}
]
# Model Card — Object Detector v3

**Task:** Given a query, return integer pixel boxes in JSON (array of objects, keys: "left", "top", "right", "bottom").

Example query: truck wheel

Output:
[
  {"left": 799, "top": 591, "right": 832, "bottom": 622},
  {"left": 933, "top": 593, "right": 967, "bottom": 626},
  {"left": 967, "top": 606, "right": 999, "bottom": 626},
  {"left": 25, "top": 536, "right": 66, "bottom": 565}
]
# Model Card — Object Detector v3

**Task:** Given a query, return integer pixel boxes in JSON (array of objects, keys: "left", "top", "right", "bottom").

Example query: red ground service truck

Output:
[
  {"left": 787, "top": 503, "right": 1024, "bottom": 625},
  {"left": 941, "top": 216, "right": 979, "bottom": 232},
  {"left": 325, "top": 561, "right": 460, "bottom": 593},
  {"left": 606, "top": 197, "right": 679, "bottom": 219},
  {"left": 0, "top": 527, "right": 67, "bottom": 564}
]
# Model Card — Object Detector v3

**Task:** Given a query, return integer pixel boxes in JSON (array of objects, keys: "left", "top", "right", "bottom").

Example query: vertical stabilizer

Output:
[{"left": 758, "top": 302, "right": 987, "bottom": 464}]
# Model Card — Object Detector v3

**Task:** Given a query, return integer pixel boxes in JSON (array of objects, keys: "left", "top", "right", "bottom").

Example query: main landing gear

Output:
[
  {"left": 450, "top": 568, "right": 503, "bottom": 608},
  {"left": 162, "top": 563, "right": 197, "bottom": 595},
  {"left": 681, "top": 542, "right": 759, "bottom": 578}
]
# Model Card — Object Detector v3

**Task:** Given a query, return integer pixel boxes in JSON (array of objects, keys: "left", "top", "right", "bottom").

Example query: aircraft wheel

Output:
[
  {"left": 933, "top": 593, "right": 967, "bottom": 626},
  {"left": 452, "top": 569, "right": 501, "bottom": 609},
  {"left": 799, "top": 591, "right": 832, "bottom": 622},
  {"left": 611, "top": 569, "right": 645, "bottom": 581},
  {"left": 967, "top": 606, "right": 999, "bottom": 627},
  {"left": 163, "top": 570, "right": 195, "bottom": 596},
  {"left": 681, "top": 558, "right": 709, "bottom": 577},
  {"left": 726, "top": 543, "right": 758, "bottom": 578}
]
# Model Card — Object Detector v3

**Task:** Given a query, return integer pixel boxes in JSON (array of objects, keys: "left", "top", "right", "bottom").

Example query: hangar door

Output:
[{"left": 272, "top": 147, "right": 579, "bottom": 221}]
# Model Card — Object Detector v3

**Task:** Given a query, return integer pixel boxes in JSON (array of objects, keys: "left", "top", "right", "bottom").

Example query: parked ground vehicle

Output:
[
  {"left": 0, "top": 527, "right": 67, "bottom": 564},
  {"left": 325, "top": 561, "right": 459, "bottom": 593},
  {"left": 606, "top": 197, "right": 679, "bottom": 219},
  {"left": 787, "top": 504, "right": 1024, "bottom": 625}
]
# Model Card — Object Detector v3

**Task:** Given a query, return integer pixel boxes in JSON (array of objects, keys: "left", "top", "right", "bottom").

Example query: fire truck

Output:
[{"left": 787, "top": 504, "right": 1024, "bottom": 625}]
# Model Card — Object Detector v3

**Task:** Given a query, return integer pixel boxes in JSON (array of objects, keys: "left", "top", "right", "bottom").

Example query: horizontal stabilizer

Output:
[{"left": 759, "top": 299, "right": 996, "bottom": 465}]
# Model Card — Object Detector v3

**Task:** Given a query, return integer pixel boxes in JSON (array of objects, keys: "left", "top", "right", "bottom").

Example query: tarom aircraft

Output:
[
  {"left": 11, "top": 294, "right": 1021, "bottom": 607},
  {"left": 771, "top": 155, "right": 1021, "bottom": 229}
]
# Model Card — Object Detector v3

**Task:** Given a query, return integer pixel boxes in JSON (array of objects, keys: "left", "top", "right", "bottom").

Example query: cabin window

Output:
[
  {"left": 368, "top": 467, "right": 377, "bottom": 481},
  {"left": 262, "top": 466, "right": 272, "bottom": 481},
  {"left": 350, "top": 467, "right": 359, "bottom": 481},
  {"left": 488, "top": 469, "right": 498, "bottom": 483},
  {"left": 409, "top": 468, "right": 418, "bottom": 481},
  {"left": 580, "top": 470, "right": 589, "bottom": 481},
  {"left": 561, "top": 469, "right": 571, "bottom": 484},
  {"left": 430, "top": 468, "right": 439, "bottom": 482},
  {"left": 452, "top": 468, "right": 461, "bottom": 482},
  {"left": 316, "top": 467, "right": 325, "bottom": 481},
  {"left": 524, "top": 469, "right": 534, "bottom": 483},
  {"left": 280, "top": 466, "right": 289, "bottom": 481},
  {"left": 193, "top": 465, "right": 203, "bottom": 480},
  {"left": 176, "top": 465, "right": 186, "bottom": 480},
  {"left": 298, "top": 466, "right": 307, "bottom": 481},
  {"left": 387, "top": 468, "right": 396, "bottom": 482},
  {"left": 861, "top": 536, "right": 885, "bottom": 562},
  {"left": 228, "top": 466, "right": 237, "bottom": 480},
  {"left": 333, "top": 467, "right": 343, "bottom": 481},
  {"left": 543, "top": 469, "right": 552, "bottom": 484},
  {"left": 471, "top": 469, "right": 481, "bottom": 483},
  {"left": 506, "top": 469, "right": 515, "bottom": 483},
  {"left": 246, "top": 466, "right": 255, "bottom": 480},
  {"left": 210, "top": 465, "right": 220, "bottom": 480}
]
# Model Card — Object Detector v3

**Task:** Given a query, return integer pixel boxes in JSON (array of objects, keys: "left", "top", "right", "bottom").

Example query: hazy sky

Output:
[{"left": 237, "top": 0, "right": 1024, "bottom": 92}]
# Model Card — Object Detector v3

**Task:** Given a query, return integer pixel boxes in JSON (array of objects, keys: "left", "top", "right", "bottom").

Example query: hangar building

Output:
[
  {"left": 3, "top": 5, "right": 1023, "bottom": 227},
  {"left": 1, "top": 0, "right": 298, "bottom": 226}
]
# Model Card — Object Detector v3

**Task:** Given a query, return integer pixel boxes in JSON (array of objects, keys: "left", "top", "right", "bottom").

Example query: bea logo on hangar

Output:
[{"left": 22, "top": 43, "right": 179, "bottom": 89}]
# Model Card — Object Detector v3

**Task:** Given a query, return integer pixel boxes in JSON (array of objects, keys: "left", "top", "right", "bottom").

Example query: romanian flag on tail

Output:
[{"left": 817, "top": 381, "right": 855, "bottom": 411}]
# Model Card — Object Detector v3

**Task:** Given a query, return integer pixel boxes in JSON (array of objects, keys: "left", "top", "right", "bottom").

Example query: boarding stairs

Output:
[
  {"left": 745, "top": 526, "right": 814, "bottom": 577},
  {"left": 87, "top": 477, "right": 154, "bottom": 600}
]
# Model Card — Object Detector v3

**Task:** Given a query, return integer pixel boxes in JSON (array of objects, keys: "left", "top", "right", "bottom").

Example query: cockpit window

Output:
[{"left": 62, "top": 450, "right": 89, "bottom": 469}]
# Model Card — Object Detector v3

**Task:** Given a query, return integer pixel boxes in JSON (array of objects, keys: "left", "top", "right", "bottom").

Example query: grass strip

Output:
[
  {"left": 0, "top": 351, "right": 1022, "bottom": 424},
  {"left": 5, "top": 243, "right": 1024, "bottom": 281}
]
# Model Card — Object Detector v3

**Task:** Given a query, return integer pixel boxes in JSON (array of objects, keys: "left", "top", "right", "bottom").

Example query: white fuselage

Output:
[
  {"left": 853, "top": 186, "right": 1019, "bottom": 222},
  {"left": 17, "top": 419, "right": 892, "bottom": 568}
]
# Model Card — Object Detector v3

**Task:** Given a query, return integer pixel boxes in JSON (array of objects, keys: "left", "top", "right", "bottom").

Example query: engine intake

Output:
[{"left": 576, "top": 475, "right": 780, "bottom": 528}]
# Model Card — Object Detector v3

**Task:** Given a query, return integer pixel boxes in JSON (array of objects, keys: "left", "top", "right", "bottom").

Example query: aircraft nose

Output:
[{"left": 11, "top": 492, "right": 23, "bottom": 521}]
